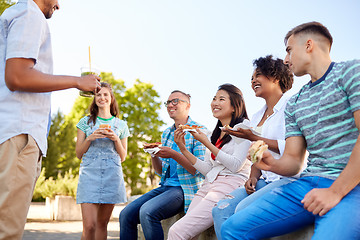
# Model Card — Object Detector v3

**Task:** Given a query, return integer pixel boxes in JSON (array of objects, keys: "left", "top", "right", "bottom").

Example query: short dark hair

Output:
[
  {"left": 284, "top": 21, "right": 333, "bottom": 49},
  {"left": 253, "top": 55, "right": 294, "bottom": 93},
  {"left": 170, "top": 90, "right": 191, "bottom": 103}
]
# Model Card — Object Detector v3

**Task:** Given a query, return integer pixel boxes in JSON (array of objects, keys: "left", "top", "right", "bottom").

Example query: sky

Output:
[{"left": 47, "top": 0, "right": 360, "bottom": 130}]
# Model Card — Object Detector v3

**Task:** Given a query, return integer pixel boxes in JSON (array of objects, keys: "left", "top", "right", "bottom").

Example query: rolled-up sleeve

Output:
[{"left": 277, "top": 139, "right": 286, "bottom": 156}]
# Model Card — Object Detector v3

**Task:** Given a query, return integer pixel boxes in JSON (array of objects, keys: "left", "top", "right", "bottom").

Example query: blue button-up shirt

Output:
[{"left": 159, "top": 116, "right": 206, "bottom": 212}]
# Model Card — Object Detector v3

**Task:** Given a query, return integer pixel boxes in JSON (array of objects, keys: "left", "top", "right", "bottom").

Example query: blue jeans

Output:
[
  {"left": 119, "top": 185, "right": 184, "bottom": 240},
  {"left": 212, "top": 178, "right": 293, "bottom": 240},
  {"left": 221, "top": 176, "right": 360, "bottom": 240}
]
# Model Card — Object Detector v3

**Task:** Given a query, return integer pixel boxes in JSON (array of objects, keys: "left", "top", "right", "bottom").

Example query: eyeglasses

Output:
[{"left": 164, "top": 98, "right": 188, "bottom": 107}]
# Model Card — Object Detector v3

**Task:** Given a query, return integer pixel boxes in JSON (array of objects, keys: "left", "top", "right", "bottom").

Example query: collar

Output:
[
  {"left": 309, "top": 62, "right": 335, "bottom": 88},
  {"left": 274, "top": 93, "right": 291, "bottom": 112},
  {"left": 258, "top": 93, "right": 290, "bottom": 116},
  {"left": 97, "top": 116, "right": 115, "bottom": 121}
]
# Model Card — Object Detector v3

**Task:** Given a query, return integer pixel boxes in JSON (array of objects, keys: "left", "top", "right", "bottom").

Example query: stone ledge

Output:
[
  {"left": 137, "top": 213, "right": 314, "bottom": 240},
  {"left": 46, "top": 196, "right": 82, "bottom": 221},
  {"left": 137, "top": 212, "right": 216, "bottom": 240},
  {"left": 266, "top": 225, "right": 314, "bottom": 240}
]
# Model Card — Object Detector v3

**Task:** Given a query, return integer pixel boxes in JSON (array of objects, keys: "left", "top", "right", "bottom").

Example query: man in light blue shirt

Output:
[{"left": 0, "top": 0, "right": 101, "bottom": 239}]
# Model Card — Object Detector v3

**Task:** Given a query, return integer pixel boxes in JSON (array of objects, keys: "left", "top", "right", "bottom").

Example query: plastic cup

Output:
[{"left": 79, "top": 67, "right": 99, "bottom": 97}]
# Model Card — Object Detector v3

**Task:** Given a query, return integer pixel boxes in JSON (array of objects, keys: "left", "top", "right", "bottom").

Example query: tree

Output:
[
  {"left": 0, "top": 0, "right": 14, "bottom": 15},
  {"left": 42, "top": 110, "right": 81, "bottom": 178},
  {"left": 42, "top": 110, "right": 65, "bottom": 179},
  {"left": 44, "top": 72, "right": 165, "bottom": 194},
  {"left": 121, "top": 79, "right": 165, "bottom": 194}
]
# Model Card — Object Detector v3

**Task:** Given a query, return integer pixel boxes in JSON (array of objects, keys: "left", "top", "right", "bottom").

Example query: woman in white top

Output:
[
  {"left": 167, "top": 84, "right": 251, "bottom": 240},
  {"left": 212, "top": 55, "right": 298, "bottom": 240}
]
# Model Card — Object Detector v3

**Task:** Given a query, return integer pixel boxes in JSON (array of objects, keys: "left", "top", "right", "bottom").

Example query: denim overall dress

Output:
[{"left": 76, "top": 117, "right": 127, "bottom": 204}]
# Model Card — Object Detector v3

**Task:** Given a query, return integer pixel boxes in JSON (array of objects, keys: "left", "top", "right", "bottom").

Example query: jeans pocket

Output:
[
  {"left": 80, "top": 156, "right": 94, "bottom": 167},
  {"left": 110, "top": 157, "right": 121, "bottom": 167}
]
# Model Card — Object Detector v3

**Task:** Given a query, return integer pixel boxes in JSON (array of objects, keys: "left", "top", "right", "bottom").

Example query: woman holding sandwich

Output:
[
  {"left": 212, "top": 55, "right": 299, "bottom": 240},
  {"left": 76, "top": 82, "right": 129, "bottom": 240},
  {"left": 167, "top": 83, "right": 251, "bottom": 240}
]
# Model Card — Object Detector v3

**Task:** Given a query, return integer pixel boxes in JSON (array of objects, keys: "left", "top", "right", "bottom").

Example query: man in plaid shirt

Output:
[{"left": 120, "top": 90, "right": 206, "bottom": 240}]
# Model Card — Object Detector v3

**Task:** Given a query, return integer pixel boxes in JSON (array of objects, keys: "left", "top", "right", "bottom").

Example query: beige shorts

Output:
[{"left": 0, "top": 134, "right": 42, "bottom": 240}]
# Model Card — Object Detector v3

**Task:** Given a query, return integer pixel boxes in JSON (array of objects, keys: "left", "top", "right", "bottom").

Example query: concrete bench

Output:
[
  {"left": 137, "top": 212, "right": 314, "bottom": 240},
  {"left": 137, "top": 212, "right": 216, "bottom": 240},
  {"left": 266, "top": 225, "right": 314, "bottom": 240}
]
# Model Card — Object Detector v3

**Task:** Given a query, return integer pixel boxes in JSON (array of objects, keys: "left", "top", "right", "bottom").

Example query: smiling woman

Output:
[
  {"left": 250, "top": 55, "right": 293, "bottom": 125},
  {"left": 212, "top": 56, "right": 297, "bottom": 239},
  {"left": 75, "top": 82, "right": 130, "bottom": 239}
]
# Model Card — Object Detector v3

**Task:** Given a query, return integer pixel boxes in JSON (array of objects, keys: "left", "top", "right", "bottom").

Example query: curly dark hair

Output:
[{"left": 253, "top": 55, "right": 294, "bottom": 93}]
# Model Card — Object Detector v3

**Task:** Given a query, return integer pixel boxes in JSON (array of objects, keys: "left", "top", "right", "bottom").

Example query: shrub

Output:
[{"left": 32, "top": 168, "right": 79, "bottom": 201}]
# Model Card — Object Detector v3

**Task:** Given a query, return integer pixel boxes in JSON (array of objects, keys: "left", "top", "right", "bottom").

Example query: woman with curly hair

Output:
[{"left": 212, "top": 55, "right": 304, "bottom": 240}]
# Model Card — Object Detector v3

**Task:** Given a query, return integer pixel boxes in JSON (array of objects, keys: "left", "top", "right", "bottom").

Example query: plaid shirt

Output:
[{"left": 160, "top": 117, "right": 206, "bottom": 212}]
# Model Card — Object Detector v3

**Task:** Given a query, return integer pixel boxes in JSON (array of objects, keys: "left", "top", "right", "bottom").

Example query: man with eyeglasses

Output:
[{"left": 120, "top": 90, "right": 206, "bottom": 240}]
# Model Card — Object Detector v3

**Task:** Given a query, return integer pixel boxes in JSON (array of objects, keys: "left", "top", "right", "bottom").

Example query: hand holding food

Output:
[
  {"left": 99, "top": 124, "right": 111, "bottom": 131},
  {"left": 221, "top": 124, "right": 260, "bottom": 142},
  {"left": 87, "top": 128, "right": 107, "bottom": 141},
  {"left": 154, "top": 146, "right": 176, "bottom": 158},
  {"left": 143, "top": 142, "right": 162, "bottom": 149},
  {"left": 98, "top": 124, "right": 120, "bottom": 142},
  {"left": 223, "top": 124, "right": 233, "bottom": 130},
  {"left": 142, "top": 142, "right": 162, "bottom": 157},
  {"left": 178, "top": 124, "right": 203, "bottom": 131},
  {"left": 248, "top": 140, "right": 268, "bottom": 163}
]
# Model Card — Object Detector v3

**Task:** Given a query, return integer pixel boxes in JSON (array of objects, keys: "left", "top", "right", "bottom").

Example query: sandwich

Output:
[
  {"left": 178, "top": 124, "right": 202, "bottom": 130},
  {"left": 223, "top": 125, "right": 233, "bottom": 130},
  {"left": 248, "top": 140, "right": 268, "bottom": 163},
  {"left": 143, "top": 142, "right": 162, "bottom": 149},
  {"left": 99, "top": 124, "right": 111, "bottom": 132}
]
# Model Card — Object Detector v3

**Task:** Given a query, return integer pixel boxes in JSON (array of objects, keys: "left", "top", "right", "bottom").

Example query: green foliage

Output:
[
  {"left": 0, "top": 0, "right": 14, "bottom": 15},
  {"left": 41, "top": 73, "right": 164, "bottom": 196},
  {"left": 42, "top": 111, "right": 81, "bottom": 178},
  {"left": 42, "top": 111, "right": 64, "bottom": 178},
  {"left": 33, "top": 168, "right": 79, "bottom": 201},
  {"left": 121, "top": 79, "right": 164, "bottom": 193}
]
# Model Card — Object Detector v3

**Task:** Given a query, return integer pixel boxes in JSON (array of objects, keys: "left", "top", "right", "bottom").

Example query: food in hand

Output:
[
  {"left": 223, "top": 125, "right": 233, "bottom": 130},
  {"left": 99, "top": 124, "right": 111, "bottom": 132},
  {"left": 143, "top": 142, "right": 162, "bottom": 149},
  {"left": 178, "top": 124, "right": 203, "bottom": 130},
  {"left": 248, "top": 140, "right": 268, "bottom": 163}
]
